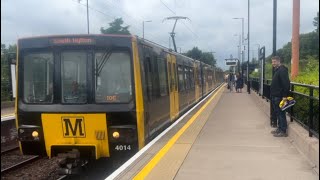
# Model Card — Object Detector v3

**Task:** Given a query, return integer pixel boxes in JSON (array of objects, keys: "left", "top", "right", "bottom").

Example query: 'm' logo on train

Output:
[{"left": 61, "top": 117, "right": 86, "bottom": 138}]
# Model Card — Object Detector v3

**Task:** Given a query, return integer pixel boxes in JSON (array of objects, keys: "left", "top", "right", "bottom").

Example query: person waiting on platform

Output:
[
  {"left": 270, "top": 56, "right": 290, "bottom": 137},
  {"left": 228, "top": 72, "right": 235, "bottom": 92},
  {"left": 235, "top": 73, "right": 244, "bottom": 93}
]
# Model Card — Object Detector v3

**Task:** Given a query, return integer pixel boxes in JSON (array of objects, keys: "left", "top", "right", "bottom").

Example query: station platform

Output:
[
  {"left": 109, "top": 85, "right": 319, "bottom": 180},
  {"left": 1, "top": 107, "right": 15, "bottom": 117}
]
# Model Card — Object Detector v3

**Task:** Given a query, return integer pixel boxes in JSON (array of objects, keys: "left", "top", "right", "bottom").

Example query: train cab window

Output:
[
  {"left": 94, "top": 51, "right": 132, "bottom": 103},
  {"left": 177, "top": 65, "right": 185, "bottom": 92},
  {"left": 61, "top": 52, "right": 87, "bottom": 103},
  {"left": 23, "top": 52, "right": 54, "bottom": 103}
]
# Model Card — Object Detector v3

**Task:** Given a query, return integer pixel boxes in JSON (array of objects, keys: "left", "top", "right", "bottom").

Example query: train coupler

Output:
[{"left": 57, "top": 149, "right": 88, "bottom": 175}]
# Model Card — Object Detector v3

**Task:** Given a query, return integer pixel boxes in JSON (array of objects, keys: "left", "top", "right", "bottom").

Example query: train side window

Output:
[
  {"left": 178, "top": 65, "right": 185, "bottom": 92},
  {"left": 184, "top": 67, "right": 190, "bottom": 90},
  {"left": 190, "top": 67, "right": 195, "bottom": 88},
  {"left": 144, "top": 57, "right": 152, "bottom": 101},
  {"left": 194, "top": 65, "right": 198, "bottom": 86},
  {"left": 168, "top": 61, "right": 172, "bottom": 92},
  {"left": 173, "top": 63, "right": 178, "bottom": 91},
  {"left": 157, "top": 57, "right": 168, "bottom": 96},
  {"left": 208, "top": 69, "right": 213, "bottom": 86},
  {"left": 198, "top": 65, "right": 202, "bottom": 86}
]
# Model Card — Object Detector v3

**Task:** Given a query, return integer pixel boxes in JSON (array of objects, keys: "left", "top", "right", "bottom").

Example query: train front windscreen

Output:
[{"left": 22, "top": 49, "right": 133, "bottom": 104}]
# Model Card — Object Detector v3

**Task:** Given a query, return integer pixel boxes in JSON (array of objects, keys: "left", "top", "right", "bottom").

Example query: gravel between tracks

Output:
[{"left": 1, "top": 150, "right": 61, "bottom": 180}]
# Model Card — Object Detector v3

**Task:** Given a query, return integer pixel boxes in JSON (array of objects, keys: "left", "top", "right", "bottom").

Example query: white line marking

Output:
[
  {"left": 1, "top": 115, "right": 15, "bottom": 122},
  {"left": 105, "top": 83, "right": 224, "bottom": 180}
]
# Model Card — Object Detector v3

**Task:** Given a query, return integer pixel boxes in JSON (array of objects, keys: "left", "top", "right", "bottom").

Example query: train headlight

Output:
[
  {"left": 18, "top": 125, "right": 41, "bottom": 141},
  {"left": 32, "top": 131, "right": 39, "bottom": 138},
  {"left": 112, "top": 131, "right": 120, "bottom": 139}
]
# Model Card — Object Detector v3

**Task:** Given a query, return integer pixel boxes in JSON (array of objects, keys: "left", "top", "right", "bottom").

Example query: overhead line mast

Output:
[{"left": 163, "top": 16, "right": 190, "bottom": 52}]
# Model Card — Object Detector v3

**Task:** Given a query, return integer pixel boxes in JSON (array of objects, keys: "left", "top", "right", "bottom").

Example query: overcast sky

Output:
[{"left": 1, "top": 0, "right": 318, "bottom": 69}]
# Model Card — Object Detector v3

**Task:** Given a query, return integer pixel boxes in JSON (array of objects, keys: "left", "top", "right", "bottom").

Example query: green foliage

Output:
[
  {"left": 201, "top": 52, "right": 216, "bottom": 66},
  {"left": 265, "top": 32, "right": 319, "bottom": 65},
  {"left": 300, "top": 32, "right": 319, "bottom": 59},
  {"left": 100, "top": 18, "right": 131, "bottom": 35},
  {"left": 260, "top": 12, "right": 319, "bottom": 87},
  {"left": 250, "top": 71, "right": 259, "bottom": 78},
  {"left": 185, "top": 47, "right": 202, "bottom": 59},
  {"left": 185, "top": 47, "right": 216, "bottom": 66},
  {"left": 293, "top": 57, "right": 318, "bottom": 86},
  {"left": 1, "top": 44, "right": 16, "bottom": 101}
]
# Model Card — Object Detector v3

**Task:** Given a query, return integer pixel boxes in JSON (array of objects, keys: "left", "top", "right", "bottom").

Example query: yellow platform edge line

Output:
[{"left": 133, "top": 85, "right": 225, "bottom": 180}]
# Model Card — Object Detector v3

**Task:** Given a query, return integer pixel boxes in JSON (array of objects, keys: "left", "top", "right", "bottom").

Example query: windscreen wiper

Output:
[{"left": 96, "top": 48, "right": 112, "bottom": 76}]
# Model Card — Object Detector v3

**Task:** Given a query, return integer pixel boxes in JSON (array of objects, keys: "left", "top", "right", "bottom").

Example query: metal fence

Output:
[{"left": 250, "top": 78, "right": 319, "bottom": 138}]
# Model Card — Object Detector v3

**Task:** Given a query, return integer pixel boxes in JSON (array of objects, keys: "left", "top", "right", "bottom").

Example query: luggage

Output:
[{"left": 279, "top": 97, "right": 296, "bottom": 111}]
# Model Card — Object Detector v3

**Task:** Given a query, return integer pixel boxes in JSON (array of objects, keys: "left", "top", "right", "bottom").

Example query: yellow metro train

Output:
[{"left": 15, "top": 34, "right": 224, "bottom": 170}]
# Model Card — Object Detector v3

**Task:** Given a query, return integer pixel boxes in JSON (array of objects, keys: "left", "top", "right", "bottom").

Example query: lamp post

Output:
[
  {"left": 86, "top": 0, "right": 89, "bottom": 34},
  {"left": 232, "top": 18, "right": 244, "bottom": 44},
  {"left": 79, "top": 0, "right": 90, "bottom": 34},
  {"left": 234, "top": 34, "right": 241, "bottom": 73},
  {"left": 142, "top": 20, "right": 152, "bottom": 39},
  {"left": 232, "top": 17, "right": 245, "bottom": 79},
  {"left": 247, "top": 0, "right": 250, "bottom": 94}
]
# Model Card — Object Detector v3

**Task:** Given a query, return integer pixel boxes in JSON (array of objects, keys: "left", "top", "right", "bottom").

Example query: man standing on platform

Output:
[{"left": 270, "top": 56, "right": 290, "bottom": 137}]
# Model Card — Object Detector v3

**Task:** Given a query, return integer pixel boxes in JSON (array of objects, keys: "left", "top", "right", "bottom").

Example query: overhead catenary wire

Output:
[
  {"left": 159, "top": 0, "right": 216, "bottom": 55},
  {"left": 103, "top": 0, "right": 169, "bottom": 45},
  {"left": 72, "top": 0, "right": 168, "bottom": 46}
]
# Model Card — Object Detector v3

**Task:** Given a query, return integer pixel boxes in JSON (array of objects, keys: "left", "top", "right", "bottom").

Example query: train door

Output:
[{"left": 167, "top": 54, "right": 179, "bottom": 121}]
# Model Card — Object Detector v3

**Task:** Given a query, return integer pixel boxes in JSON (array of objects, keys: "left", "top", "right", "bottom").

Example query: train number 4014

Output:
[{"left": 115, "top": 145, "right": 131, "bottom": 151}]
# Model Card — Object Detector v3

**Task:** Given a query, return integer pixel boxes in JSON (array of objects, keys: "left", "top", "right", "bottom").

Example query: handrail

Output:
[{"left": 249, "top": 77, "right": 319, "bottom": 138}]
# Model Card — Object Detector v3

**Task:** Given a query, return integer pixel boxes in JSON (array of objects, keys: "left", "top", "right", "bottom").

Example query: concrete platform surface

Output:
[
  {"left": 173, "top": 89, "right": 318, "bottom": 180},
  {"left": 115, "top": 86, "right": 318, "bottom": 180},
  {"left": 1, "top": 107, "right": 15, "bottom": 116}
]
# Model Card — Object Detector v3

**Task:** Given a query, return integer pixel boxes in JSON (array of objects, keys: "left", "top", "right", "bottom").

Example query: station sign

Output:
[{"left": 225, "top": 58, "right": 238, "bottom": 66}]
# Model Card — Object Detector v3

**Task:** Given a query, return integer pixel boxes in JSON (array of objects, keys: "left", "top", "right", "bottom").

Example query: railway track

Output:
[
  {"left": 1, "top": 116, "right": 18, "bottom": 154},
  {"left": 1, "top": 155, "right": 41, "bottom": 174},
  {"left": 1, "top": 146, "right": 19, "bottom": 155}
]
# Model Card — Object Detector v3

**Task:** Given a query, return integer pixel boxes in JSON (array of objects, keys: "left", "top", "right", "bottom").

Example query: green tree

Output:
[
  {"left": 201, "top": 52, "right": 216, "bottom": 66},
  {"left": 100, "top": 18, "right": 131, "bottom": 35},
  {"left": 184, "top": 47, "right": 216, "bottom": 66},
  {"left": 1, "top": 44, "right": 16, "bottom": 101},
  {"left": 185, "top": 47, "right": 202, "bottom": 60}
]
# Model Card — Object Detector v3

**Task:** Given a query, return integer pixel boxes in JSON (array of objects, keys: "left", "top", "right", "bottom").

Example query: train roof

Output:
[
  {"left": 17, "top": 34, "right": 133, "bottom": 41},
  {"left": 17, "top": 34, "right": 215, "bottom": 68},
  {"left": 136, "top": 36, "right": 204, "bottom": 65}
]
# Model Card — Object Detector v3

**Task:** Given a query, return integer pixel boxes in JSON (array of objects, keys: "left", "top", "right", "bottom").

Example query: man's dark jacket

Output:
[{"left": 270, "top": 65, "right": 290, "bottom": 97}]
